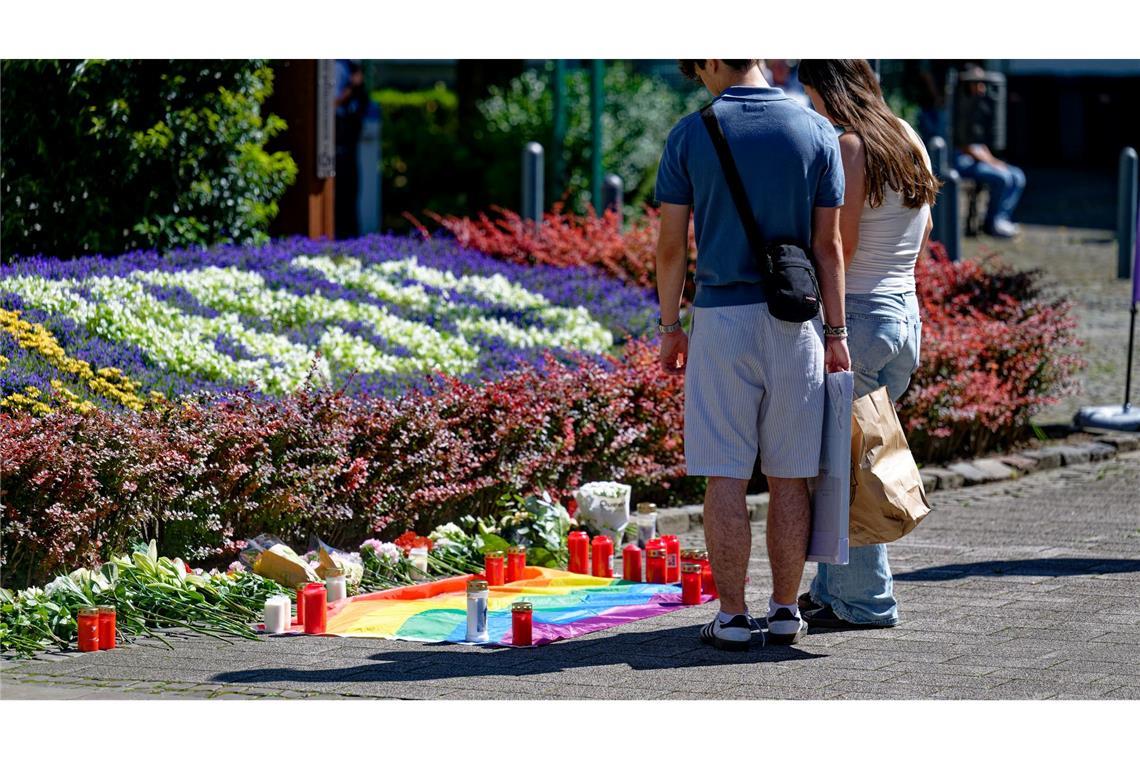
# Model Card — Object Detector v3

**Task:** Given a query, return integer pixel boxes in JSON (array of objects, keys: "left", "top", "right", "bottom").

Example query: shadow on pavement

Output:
[
  {"left": 210, "top": 624, "right": 825, "bottom": 687},
  {"left": 894, "top": 557, "right": 1140, "bottom": 582}
]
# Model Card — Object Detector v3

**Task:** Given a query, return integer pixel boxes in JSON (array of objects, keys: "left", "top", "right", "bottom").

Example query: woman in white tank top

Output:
[{"left": 797, "top": 60, "right": 940, "bottom": 630}]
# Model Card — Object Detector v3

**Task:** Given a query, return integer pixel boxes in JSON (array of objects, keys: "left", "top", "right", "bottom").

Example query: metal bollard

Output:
[
  {"left": 1118, "top": 147, "right": 1138, "bottom": 280},
  {"left": 521, "top": 142, "right": 544, "bottom": 225},
  {"left": 357, "top": 101, "right": 382, "bottom": 235},
  {"left": 602, "top": 174, "right": 623, "bottom": 225},
  {"left": 942, "top": 168, "right": 962, "bottom": 262},
  {"left": 928, "top": 137, "right": 948, "bottom": 246}
]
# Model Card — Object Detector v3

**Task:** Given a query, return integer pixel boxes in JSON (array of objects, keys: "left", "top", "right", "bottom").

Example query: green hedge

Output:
[
  {"left": 1, "top": 60, "right": 297, "bottom": 258},
  {"left": 375, "top": 63, "right": 704, "bottom": 230}
]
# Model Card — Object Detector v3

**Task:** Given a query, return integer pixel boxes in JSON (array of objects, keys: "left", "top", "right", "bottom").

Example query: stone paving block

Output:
[
  {"left": 919, "top": 466, "right": 965, "bottom": 490},
  {"left": 1093, "top": 433, "right": 1140, "bottom": 453},
  {"left": 921, "top": 471, "right": 939, "bottom": 492},
  {"left": 972, "top": 457, "right": 1018, "bottom": 481},
  {"left": 1000, "top": 454, "right": 1040, "bottom": 473},
  {"left": 947, "top": 460, "right": 1009, "bottom": 485},
  {"left": 1021, "top": 447, "right": 1065, "bottom": 469},
  {"left": 1081, "top": 442, "right": 1118, "bottom": 461},
  {"left": 1053, "top": 444, "right": 1093, "bottom": 466},
  {"left": 655, "top": 508, "right": 690, "bottom": 536}
]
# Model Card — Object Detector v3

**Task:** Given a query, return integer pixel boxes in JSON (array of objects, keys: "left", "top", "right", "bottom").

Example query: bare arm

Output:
[
  {"left": 920, "top": 211, "right": 933, "bottom": 256},
  {"left": 655, "top": 202, "right": 692, "bottom": 374},
  {"left": 813, "top": 206, "right": 850, "bottom": 372},
  {"left": 838, "top": 132, "right": 866, "bottom": 269},
  {"left": 655, "top": 203, "right": 691, "bottom": 326}
]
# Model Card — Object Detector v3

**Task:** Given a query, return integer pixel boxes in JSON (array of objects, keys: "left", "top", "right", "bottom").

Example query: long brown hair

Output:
[{"left": 798, "top": 59, "right": 940, "bottom": 209}]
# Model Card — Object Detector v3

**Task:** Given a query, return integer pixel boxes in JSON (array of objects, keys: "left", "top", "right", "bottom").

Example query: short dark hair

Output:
[{"left": 677, "top": 59, "right": 760, "bottom": 81}]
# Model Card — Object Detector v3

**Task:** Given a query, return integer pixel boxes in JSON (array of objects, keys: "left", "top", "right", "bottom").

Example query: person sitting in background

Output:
[
  {"left": 953, "top": 65, "right": 1025, "bottom": 238},
  {"left": 762, "top": 59, "right": 811, "bottom": 110}
]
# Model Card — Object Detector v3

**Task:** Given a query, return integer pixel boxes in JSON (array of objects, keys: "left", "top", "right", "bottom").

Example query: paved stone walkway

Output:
[
  {"left": 961, "top": 224, "right": 1138, "bottom": 426},
  {"left": 4, "top": 450, "right": 1138, "bottom": 700}
]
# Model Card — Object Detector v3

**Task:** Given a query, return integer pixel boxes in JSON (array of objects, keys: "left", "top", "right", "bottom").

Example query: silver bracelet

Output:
[{"left": 823, "top": 324, "right": 848, "bottom": 338}]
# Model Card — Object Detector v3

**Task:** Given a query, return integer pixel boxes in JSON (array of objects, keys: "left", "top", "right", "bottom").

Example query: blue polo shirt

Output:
[{"left": 655, "top": 86, "right": 845, "bottom": 308}]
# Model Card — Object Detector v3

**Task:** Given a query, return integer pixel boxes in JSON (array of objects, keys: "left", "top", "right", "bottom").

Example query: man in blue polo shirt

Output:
[{"left": 654, "top": 59, "right": 849, "bottom": 651}]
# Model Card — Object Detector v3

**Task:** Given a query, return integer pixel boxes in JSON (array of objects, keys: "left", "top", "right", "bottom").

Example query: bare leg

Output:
[
  {"left": 702, "top": 476, "right": 751, "bottom": 615},
  {"left": 766, "top": 476, "right": 811, "bottom": 606}
]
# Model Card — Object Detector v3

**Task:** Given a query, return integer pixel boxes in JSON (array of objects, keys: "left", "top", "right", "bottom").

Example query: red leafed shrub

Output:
[
  {"left": 900, "top": 243, "right": 1084, "bottom": 462},
  {"left": 423, "top": 204, "right": 697, "bottom": 298},
  {"left": 1, "top": 340, "right": 686, "bottom": 585}
]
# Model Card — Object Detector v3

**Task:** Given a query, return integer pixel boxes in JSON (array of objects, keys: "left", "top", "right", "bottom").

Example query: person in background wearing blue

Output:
[
  {"left": 335, "top": 59, "right": 368, "bottom": 239},
  {"left": 952, "top": 64, "right": 1025, "bottom": 238},
  {"left": 796, "top": 59, "right": 939, "bottom": 631}
]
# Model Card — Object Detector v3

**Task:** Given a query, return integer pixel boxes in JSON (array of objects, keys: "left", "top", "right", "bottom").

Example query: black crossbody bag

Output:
[{"left": 699, "top": 102, "right": 822, "bottom": 323}]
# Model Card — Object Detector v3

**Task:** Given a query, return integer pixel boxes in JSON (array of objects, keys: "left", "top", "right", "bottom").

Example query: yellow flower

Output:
[{"left": 1, "top": 307, "right": 150, "bottom": 412}]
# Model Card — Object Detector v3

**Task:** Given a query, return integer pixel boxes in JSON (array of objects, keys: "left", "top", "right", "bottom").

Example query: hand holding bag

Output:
[
  {"left": 700, "top": 102, "right": 822, "bottom": 323},
  {"left": 849, "top": 386, "right": 932, "bottom": 546}
]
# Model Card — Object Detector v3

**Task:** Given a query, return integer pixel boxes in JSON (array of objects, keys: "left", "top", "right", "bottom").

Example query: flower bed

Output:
[
  {"left": 1, "top": 340, "right": 686, "bottom": 586},
  {"left": 1, "top": 235, "right": 657, "bottom": 409},
  {"left": 424, "top": 205, "right": 696, "bottom": 296}
]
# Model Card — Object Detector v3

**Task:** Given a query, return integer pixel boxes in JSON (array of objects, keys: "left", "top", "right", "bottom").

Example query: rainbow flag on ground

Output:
[{"left": 305, "top": 567, "right": 710, "bottom": 646}]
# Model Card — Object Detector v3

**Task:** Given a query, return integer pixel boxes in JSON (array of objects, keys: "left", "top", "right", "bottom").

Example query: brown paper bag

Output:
[{"left": 849, "top": 386, "right": 931, "bottom": 546}]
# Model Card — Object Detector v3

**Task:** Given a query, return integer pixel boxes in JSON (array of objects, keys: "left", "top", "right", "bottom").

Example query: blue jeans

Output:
[
  {"left": 954, "top": 153, "right": 1026, "bottom": 229},
  {"left": 809, "top": 292, "right": 921, "bottom": 625}
]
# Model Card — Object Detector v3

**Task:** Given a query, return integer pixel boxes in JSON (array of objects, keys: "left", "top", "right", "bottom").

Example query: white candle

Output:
[
  {"left": 325, "top": 571, "right": 347, "bottom": 603},
  {"left": 410, "top": 547, "right": 429, "bottom": 578},
  {"left": 263, "top": 596, "right": 289, "bottom": 634}
]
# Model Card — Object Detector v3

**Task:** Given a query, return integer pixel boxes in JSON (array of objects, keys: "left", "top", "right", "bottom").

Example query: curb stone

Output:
[
  {"left": 1001, "top": 454, "right": 1039, "bottom": 473},
  {"left": 1022, "top": 447, "right": 1064, "bottom": 470},
  {"left": 1094, "top": 433, "right": 1140, "bottom": 452},
  {"left": 661, "top": 431, "right": 1140, "bottom": 532},
  {"left": 918, "top": 466, "right": 965, "bottom": 491}
]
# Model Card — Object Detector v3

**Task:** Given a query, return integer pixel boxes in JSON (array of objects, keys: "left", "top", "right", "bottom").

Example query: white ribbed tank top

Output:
[{"left": 844, "top": 119, "right": 932, "bottom": 295}]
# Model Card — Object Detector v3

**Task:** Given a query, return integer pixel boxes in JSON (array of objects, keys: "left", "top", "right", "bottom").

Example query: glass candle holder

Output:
[
  {"left": 484, "top": 551, "right": 506, "bottom": 586},
  {"left": 506, "top": 546, "right": 526, "bottom": 583},
  {"left": 96, "top": 605, "right": 116, "bottom": 650},
  {"left": 511, "top": 601, "right": 533, "bottom": 647},
  {"left": 77, "top": 607, "right": 100, "bottom": 652}
]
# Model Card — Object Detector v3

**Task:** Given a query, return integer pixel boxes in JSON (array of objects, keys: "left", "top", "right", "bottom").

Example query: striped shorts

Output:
[{"left": 684, "top": 302, "right": 825, "bottom": 480}]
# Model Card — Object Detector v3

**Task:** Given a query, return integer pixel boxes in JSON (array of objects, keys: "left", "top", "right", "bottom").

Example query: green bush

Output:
[
  {"left": 374, "top": 84, "right": 469, "bottom": 231},
  {"left": 1, "top": 60, "right": 297, "bottom": 258},
  {"left": 374, "top": 63, "right": 703, "bottom": 230},
  {"left": 476, "top": 62, "right": 706, "bottom": 211}
]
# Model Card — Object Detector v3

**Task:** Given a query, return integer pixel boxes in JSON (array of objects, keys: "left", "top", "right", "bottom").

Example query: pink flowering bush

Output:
[
  {"left": 1, "top": 341, "right": 687, "bottom": 585},
  {"left": 900, "top": 244, "right": 1084, "bottom": 461}
]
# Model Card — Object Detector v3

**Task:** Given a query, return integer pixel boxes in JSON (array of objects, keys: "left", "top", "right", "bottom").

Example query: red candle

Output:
[
  {"left": 622, "top": 544, "right": 643, "bottom": 582},
  {"left": 567, "top": 531, "right": 590, "bottom": 574},
  {"left": 511, "top": 601, "right": 533, "bottom": 647},
  {"left": 681, "top": 562, "right": 703, "bottom": 605},
  {"left": 697, "top": 550, "right": 717, "bottom": 599},
  {"left": 646, "top": 548, "right": 668, "bottom": 585},
  {"left": 77, "top": 607, "right": 100, "bottom": 652},
  {"left": 506, "top": 546, "right": 526, "bottom": 583},
  {"left": 591, "top": 535, "right": 614, "bottom": 578},
  {"left": 96, "top": 605, "right": 116, "bottom": 650},
  {"left": 662, "top": 535, "right": 681, "bottom": 583},
  {"left": 302, "top": 583, "right": 327, "bottom": 634},
  {"left": 484, "top": 551, "right": 506, "bottom": 585},
  {"left": 295, "top": 582, "right": 307, "bottom": 626}
]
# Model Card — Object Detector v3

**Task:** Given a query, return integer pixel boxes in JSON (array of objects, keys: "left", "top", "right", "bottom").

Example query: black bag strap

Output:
[{"left": 700, "top": 102, "right": 773, "bottom": 277}]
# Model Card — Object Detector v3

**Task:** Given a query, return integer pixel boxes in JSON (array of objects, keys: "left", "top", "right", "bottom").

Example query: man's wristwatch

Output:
[
  {"left": 657, "top": 318, "right": 683, "bottom": 335},
  {"left": 823, "top": 324, "right": 848, "bottom": 339}
]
